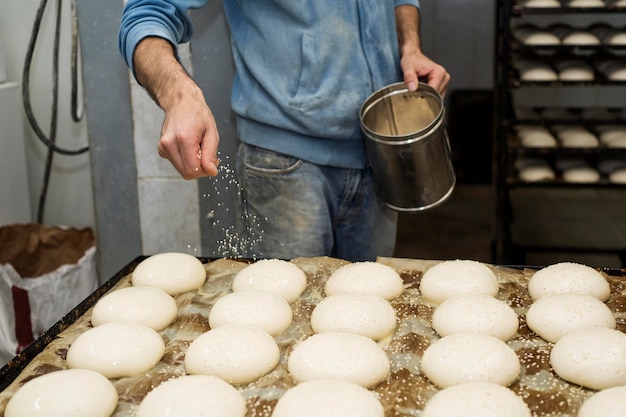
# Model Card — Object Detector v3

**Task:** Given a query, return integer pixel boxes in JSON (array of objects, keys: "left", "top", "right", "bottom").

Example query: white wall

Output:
[{"left": 0, "top": 0, "right": 95, "bottom": 228}]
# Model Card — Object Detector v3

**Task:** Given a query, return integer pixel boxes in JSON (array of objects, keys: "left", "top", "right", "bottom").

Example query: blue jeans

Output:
[{"left": 236, "top": 143, "right": 397, "bottom": 261}]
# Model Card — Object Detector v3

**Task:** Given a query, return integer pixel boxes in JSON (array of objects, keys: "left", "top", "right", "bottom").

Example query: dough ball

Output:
[
  {"left": 271, "top": 379, "right": 384, "bottom": 417},
  {"left": 567, "top": 0, "right": 606, "bottom": 7},
  {"left": 517, "top": 60, "right": 558, "bottom": 82},
  {"left": 557, "top": 60, "right": 594, "bottom": 81},
  {"left": 556, "top": 126, "right": 599, "bottom": 148},
  {"left": 513, "top": 25, "right": 560, "bottom": 45},
  {"left": 310, "top": 294, "right": 396, "bottom": 340},
  {"left": 232, "top": 259, "right": 307, "bottom": 303},
  {"left": 526, "top": 293, "right": 616, "bottom": 343},
  {"left": 419, "top": 260, "right": 499, "bottom": 305},
  {"left": 550, "top": 327, "right": 626, "bottom": 390},
  {"left": 527, "top": 262, "right": 610, "bottom": 301},
  {"left": 132, "top": 252, "right": 207, "bottom": 296},
  {"left": 578, "top": 385, "right": 626, "bottom": 417},
  {"left": 598, "top": 126, "right": 626, "bottom": 147},
  {"left": 432, "top": 294, "right": 519, "bottom": 341},
  {"left": 209, "top": 290, "right": 293, "bottom": 336},
  {"left": 524, "top": 0, "right": 561, "bottom": 7},
  {"left": 421, "top": 382, "right": 532, "bottom": 417},
  {"left": 185, "top": 324, "right": 279, "bottom": 385},
  {"left": 136, "top": 375, "right": 246, "bottom": 417},
  {"left": 516, "top": 126, "right": 557, "bottom": 148},
  {"left": 519, "top": 164, "right": 556, "bottom": 182},
  {"left": 324, "top": 262, "right": 404, "bottom": 300},
  {"left": 610, "top": 168, "right": 626, "bottom": 184},
  {"left": 420, "top": 333, "right": 520, "bottom": 388},
  {"left": 67, "top": 321, "right": 165, "bottom": 378},
  {"left": 4, "top": 369, "right": 118, "bottom": 417},
  {"left": 91, "top": 286, "right": 178, "bottom": 331},
  {"left": 562, "top": 166, "right": 600, "bottom": 183},
  {"left": 562, "top": 30, "right": 601, "bottom": 45},
  {"left": 287, "top": 332, "right": 390, "bottom": 388}
]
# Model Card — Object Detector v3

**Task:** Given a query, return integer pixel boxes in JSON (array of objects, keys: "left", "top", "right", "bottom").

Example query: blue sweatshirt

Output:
[{"left": 119, "top": 0, "right": 420, "bottom": 169}]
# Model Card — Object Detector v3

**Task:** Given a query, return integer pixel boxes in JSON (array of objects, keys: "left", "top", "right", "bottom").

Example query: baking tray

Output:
[{"left": 1, "top": 257, "right": 624, "bottom": 394}]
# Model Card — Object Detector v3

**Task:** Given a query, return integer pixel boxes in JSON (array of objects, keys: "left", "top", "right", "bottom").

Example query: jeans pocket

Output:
[{"left": 241, "top": 144, "right": 303, "bottom": 175}]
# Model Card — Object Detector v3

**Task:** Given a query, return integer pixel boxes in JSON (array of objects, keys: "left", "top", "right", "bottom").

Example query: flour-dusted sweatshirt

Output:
[{"left": 119, "top": 0, "right": 420, "bottom": 169}]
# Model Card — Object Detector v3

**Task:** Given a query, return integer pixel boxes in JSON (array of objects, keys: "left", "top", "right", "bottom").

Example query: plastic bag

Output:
[{"left": 0, "top": 224, "right": 98, "bottom": 365}]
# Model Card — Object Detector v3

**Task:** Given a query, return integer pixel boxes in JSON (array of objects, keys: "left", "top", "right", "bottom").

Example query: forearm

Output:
[
  {"left": 133, "top": 36, "right": 204, "bottom": 112},
  {"left": 395, "top": 5, "right": 423, "bottom": 57}
]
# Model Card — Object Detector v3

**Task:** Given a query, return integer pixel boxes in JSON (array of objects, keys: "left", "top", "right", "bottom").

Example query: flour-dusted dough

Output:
[
  {"left": 578, "top": 385, "right": 626, "bottom": 417},
  {"left": 4, "top": 369, "right": 118, "bottom": 417},
  {"left": 232, "top": 259, "right": 307, "bottom": 303},
  {"left": 66, "top": 321, "right": 165, "bottom": 378},
  {"left": 324, "top": 261, "right": 404, "bottom": 300},
  {"left": 562, "top": 30, "right": 601, "bottom": 45},
  {"left": 527, "top": 262, "right": 610, "bottom": 301},
  {"left": 420, "top": 333, "right": 520, "bottom": 388},
  {"left": 209, "top": 290, "right": 293, "bottom": 336},
  {"left": 526, "top": 293, "right": 616, "bottom": 343},
  {"left": 136, "top": 375, "right": 246, "bottom": 417},
  {"left": 132, "top": 252, "right": 207, "bottom": 296},
  {"left": 287, "top": 332, "right": 390, "bottom": 388},
  {"left": 419, "top": 260, "right": 499, "bottom": 305},
  {"left": 271, "top": 379, "right": 384, "bottom": 417},
  {"left": 550, "top": 327, "right": 626, "bottom": 390},
  {"left": 432, "top": 294, "right": 519, "bottom": 341},
  {"left": 421, "top": 382, "right": 532, "bottom": 417},
  {"left": 184, "top": 324, "right": 280, "bottom": 384},
  {"left": 91, "top": 285, "right": 178, "bottom": 331},
  {"left": 310, "top": 294, "right": 396, "bottom": 340}
]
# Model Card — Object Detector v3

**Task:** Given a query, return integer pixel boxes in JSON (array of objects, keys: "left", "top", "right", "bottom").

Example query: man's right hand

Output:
[{"left": 134, "top": 37, "right": 220, "bottom": 179}]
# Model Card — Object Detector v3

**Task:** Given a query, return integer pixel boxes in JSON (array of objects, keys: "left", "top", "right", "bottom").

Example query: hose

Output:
[{"left": 22, "top": 0, "right": 87, "bottom": 223}]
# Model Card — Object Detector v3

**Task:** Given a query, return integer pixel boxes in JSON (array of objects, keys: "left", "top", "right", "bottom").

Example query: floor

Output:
[{"left": 393, "top": 183, "right": 626, "bottom": 269}]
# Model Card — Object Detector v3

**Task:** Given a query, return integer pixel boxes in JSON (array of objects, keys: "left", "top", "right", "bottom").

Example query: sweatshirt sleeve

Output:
[
  {"left": 118, "top": 0, "right": 209, "bottom": 75},
  {"left": 395, "top": 0, "right": 420, "bottom": 7}
]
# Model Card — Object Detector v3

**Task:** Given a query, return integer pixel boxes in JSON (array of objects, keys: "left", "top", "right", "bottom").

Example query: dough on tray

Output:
[
  {"left": 526, "top": 292, "right": 616, "bottom": 342},
  {"left": 310, "top": 294, "right": 396, "bottom": 340},
  {"left": 132, "top": 252, "right": 207, "bottom": 296},
  {"left": 66, "top": 321, "right": 165, "bottom": 378},
  {"left": 4, "top": 369, "right": 118, "bottom": 417},
  {"left": 419, "top": 259, "right": 499, "bottom": 305},
  {"left": 271, "top": 379, "right": 384, "bottom": 417},
  {"left": 208, "top": 290, "right": 293, "bottom": 336},
  {"left": 420, "top": 332, "right": 521, "bottom": 388},
  {"left": 232, "top": 259, "right": 307, "bottom": 303},
  {"left": 421, "top": 382, "right": 532, "bottom": 417},
  {"left": 136, "top": 375, "right": 246, "bottom": 417},
  {"left": 527, "top": 262, "right": 611, "bottom": 301},
  {"left": 91, "top": 285, "right": 177, "bottom": 331},
  {"left": 184, "top": 324, "right": 280, "bottom": 385},
  {"left": 287, "top": 332, "right": 390, "bottom": 388},
  {"left": 324, "top": 261, "right": 404, "bottom": 300}
]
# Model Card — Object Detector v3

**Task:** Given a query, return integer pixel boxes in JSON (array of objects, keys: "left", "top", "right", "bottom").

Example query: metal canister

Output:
[{"left": 360, "top": 82, "right": 456, "bottom": 212}]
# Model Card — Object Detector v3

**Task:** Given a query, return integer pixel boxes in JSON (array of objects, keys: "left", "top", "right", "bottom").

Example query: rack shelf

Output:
[{"left": 492, "top": 0, "right": 626, "bottom": 264}]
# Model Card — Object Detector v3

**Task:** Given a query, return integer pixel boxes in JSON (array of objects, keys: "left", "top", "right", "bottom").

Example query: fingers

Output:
[{"left": 158, "top": 125, "right": 220, "bottom": 180}]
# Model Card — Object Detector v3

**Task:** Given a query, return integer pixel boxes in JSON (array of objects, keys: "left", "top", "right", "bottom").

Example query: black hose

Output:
[{"left": 22, "top": 0, "right": 88, "bottom": 223}]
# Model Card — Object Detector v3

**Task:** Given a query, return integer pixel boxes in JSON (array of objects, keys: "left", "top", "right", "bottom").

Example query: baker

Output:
[{"left": 118, "top": 0, "right": 450, "bottom": 261}]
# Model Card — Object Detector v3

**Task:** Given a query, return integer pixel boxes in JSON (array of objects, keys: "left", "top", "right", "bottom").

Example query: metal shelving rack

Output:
[{"left": 492, "top": 0, "right": 626, "bottom": 265}]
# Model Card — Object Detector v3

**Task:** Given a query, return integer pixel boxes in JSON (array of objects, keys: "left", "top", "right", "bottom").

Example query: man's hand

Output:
[
  {"left": 395, "top": 5, "right": 450, "bottom": 97},
  {"left": 134, "top": 37, "right": 220, "bottom": 179},
  {"left": 400, "top": 49, "right": 450, "bottom": 97}
]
